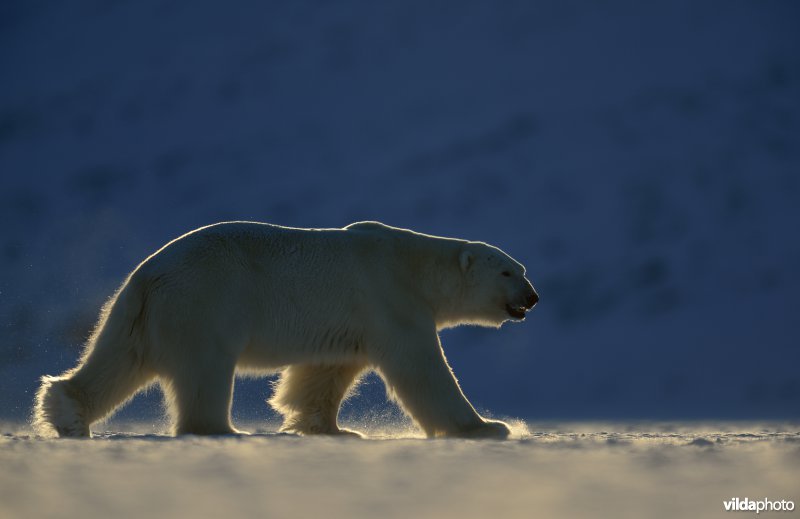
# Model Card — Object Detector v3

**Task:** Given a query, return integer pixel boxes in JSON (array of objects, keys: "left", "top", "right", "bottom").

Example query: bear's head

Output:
[{"left": 455, "top": 241, "right": 538, "bottom": 328}]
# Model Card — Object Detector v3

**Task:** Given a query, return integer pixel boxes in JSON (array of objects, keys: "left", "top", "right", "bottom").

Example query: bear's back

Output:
[{"left": 137, "top": 221, "right": 428, "bottom": 285}]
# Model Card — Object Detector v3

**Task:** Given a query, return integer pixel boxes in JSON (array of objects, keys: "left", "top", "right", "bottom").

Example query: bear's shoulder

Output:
[
  {"left": 342, "top": 221, "right": 419, "bottom": 256},
  {"left": 343, "top": 221, "right": 419, "bottom": 238},
  {"left": 344, "top": 221, "right": 393, "bottom": 232}
]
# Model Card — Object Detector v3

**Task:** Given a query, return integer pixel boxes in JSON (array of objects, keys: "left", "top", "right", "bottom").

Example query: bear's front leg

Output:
[
  {"left": 451, "top": 418, "right": 511, "bottom": 439},
  {"left": 374, "top": 320, "right": 510, "bottom": 439}
]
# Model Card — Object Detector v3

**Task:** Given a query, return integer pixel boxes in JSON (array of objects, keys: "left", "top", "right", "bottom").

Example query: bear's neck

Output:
[{"left": 397, "top": 235, "right": 467, "bottom": 329}]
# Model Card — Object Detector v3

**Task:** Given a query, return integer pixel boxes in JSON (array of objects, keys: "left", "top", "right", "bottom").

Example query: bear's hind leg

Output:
[
  {"left": 34, "top": 342, "right": 154, "bottom": 438},
  {"left": 164, "top": 356, "right": 239, "bottom": 436},
  {"left": 269, "top": 364, "right": 365, "bottom": 436}
]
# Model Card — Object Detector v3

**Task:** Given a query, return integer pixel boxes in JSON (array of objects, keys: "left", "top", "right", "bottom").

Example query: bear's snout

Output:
[
  {"left": 504, "top": 285, "right": 538, "bottom": 321},
  {"left": 525, "top": 290, "right": 539, "bottom": 309}
]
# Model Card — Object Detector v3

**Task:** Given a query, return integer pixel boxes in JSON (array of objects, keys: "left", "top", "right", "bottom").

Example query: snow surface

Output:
[
  {"left": 2, "top": 421, "right": 798, "bottom": 519},
  {"left": 1, "top": 0, "right": 799, "bottom": 422}
]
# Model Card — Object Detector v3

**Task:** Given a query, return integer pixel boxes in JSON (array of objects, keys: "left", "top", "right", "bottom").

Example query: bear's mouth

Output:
[{"left": 505, "top": 304, "right": 527, "bottom": 320}]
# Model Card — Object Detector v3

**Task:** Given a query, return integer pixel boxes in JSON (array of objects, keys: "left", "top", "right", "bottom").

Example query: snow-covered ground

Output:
[{"left": 2, "top": 421, "right": 798, "bottom": 519}]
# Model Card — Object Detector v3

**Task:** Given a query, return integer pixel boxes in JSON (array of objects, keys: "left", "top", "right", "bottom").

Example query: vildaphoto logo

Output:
[{"left": 723, "top": 497, "right": 795, "bottom": 513}]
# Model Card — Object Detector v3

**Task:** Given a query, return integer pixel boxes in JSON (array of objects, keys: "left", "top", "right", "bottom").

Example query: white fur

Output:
[{"left": 33, "top": 221, "right": 537, "bottom": 438}]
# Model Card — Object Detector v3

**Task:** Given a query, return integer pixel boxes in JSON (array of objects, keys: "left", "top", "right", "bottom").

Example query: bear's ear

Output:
[{"left": 459, "top": 249, "right": 474, "bottom": 273}]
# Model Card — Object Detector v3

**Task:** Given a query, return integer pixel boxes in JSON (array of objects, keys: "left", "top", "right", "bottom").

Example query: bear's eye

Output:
[{"left": 501, "top": 271, "right": 511, "bottom": 277}]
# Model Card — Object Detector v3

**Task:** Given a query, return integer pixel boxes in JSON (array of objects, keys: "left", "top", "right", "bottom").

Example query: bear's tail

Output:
[{"left": 33, "top": 272, "right": 155, "bottom": 438}]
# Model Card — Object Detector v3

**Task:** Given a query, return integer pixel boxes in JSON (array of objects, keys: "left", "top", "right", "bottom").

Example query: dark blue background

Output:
[{"left": 1, "top": 1, "right": 798, "bottom": 423}]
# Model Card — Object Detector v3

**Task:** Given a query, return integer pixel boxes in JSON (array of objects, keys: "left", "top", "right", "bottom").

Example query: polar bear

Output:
[{"left": 33, "top": 221, "right": 538, "bottom": 438}]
